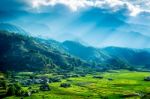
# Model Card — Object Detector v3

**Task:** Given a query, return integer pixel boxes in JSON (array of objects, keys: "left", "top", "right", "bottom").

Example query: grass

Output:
[{"left": 4, "top": 70, "right": 150, "bottom": 99}]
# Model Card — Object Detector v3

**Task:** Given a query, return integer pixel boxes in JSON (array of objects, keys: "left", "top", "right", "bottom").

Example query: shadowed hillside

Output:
[{"left": 0, "top": 31, "right": 91, "bottom": 73}]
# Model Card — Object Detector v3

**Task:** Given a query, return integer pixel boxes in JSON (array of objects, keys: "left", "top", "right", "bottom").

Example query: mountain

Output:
[
  {"left": 102, "top": 47, "right": 150, "bottom": 67},
  {"left": 0, "top": 31, "right": 91, "bottom": 73},
  {"left": 98, "top": 31, "right": 150, "bottom": 48},
  {"left": 0, "top": 23, "right": 28, "bottom": 35},
  {"left": 63, "top": 41, "right": 110, "bottom": 63},
  {"left": 0, "top": 30, "right": 150, "bottom": 72},
  {"left": 63, "top": 40, "right": 150, "bottom": 69},
  {"left": 64, "top": 8, "right": 150, "bottom": 48},
  {"left": 62, "top": 41, "right": 133, "bottom": 70}
]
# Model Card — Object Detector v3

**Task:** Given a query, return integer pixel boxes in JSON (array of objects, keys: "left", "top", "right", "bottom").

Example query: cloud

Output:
[
  {"left": 28, "top": 0, "right": 150, "bottom": 16},
  {"left": 0, "top": 0, "right": 149, "bottom": 17}
]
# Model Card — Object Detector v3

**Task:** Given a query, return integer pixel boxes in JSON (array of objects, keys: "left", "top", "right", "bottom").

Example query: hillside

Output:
[
  {"left": 63, "top": 41, "right": 110, "bottom": 62},
  {"left": 63, "top": 41, "right": 150, "bottom": 69},
  {"left": 0, "top": 30, "right": 150, "bottom": 72},
  {"left": 102, "top": 47, "right": 150, "bottom": 67},
  {"left": 0, "top": 31, "right": 91, "bottom": 73}
]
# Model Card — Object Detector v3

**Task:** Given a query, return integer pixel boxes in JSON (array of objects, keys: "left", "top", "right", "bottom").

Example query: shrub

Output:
[
  {"left": 93, "top": 76, "right": 103, "bottom": 79},
  {"left": 60, "top": 83, "right": 71, "bottom": 88},
  {"left": 14, "top": 83, "right": 22, "bottom": 90},
  {"left": 0, "top": 80, "right": 7, "bottom": 89},
  {"left": 108, "top": 78, "right": 113, "bottom": 81}
]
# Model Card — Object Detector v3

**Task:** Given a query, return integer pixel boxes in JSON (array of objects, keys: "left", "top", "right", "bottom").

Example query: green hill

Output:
[
  {"left": 0, "top": 31, "right": 91, "bottom": 73},
  {"left": 0, "top": 30, "right": 150, "bottom": 72}
]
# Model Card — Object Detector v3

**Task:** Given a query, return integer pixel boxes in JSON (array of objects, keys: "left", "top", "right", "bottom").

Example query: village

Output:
[
  {"left": 0, "top": 71, "right": 86, "bottom": 97},
  {"left": 1, "top": 70, "right": 150, "bottom": 98}
]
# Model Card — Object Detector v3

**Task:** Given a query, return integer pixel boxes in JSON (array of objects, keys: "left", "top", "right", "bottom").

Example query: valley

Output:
[
  {"left": 1, "top": 70, "right": 150, "bottom": 99},
  {"left": 0, "top": 29, "right": 150, "bottom": 99},
  {"left": 1, "top": 0, "right": 150, "bottom": 98}
]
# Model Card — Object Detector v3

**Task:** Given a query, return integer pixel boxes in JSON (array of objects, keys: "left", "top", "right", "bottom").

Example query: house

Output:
[
  {"left": 33, "top": 78, "right": 43, "bottom": 84},
  {"left": 41, "top": 77, "right": 49, "bottom": 84}
]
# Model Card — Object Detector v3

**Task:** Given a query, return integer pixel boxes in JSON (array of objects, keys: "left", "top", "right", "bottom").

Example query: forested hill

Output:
[
  {"left": 0, "top": 31, "right": 91, "bottom": 73},
  {"left": 63, "top": 40, "right": 150, "bottom": 69},
  {"left": 0, "top": 30, "right": 150, "bottom": 73}
]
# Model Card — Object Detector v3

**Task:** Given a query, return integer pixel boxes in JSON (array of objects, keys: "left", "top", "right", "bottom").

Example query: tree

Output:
[
  {"left": 6, "top": 83, "right": 23, "bottom": 96},
  {"left": 0, "top": 80, "right": 7, "bottom": 89},
  {"left": 6, "top": 85, "right": 16, "bottom": 96},
  {"left": 60, "top": 83, "right": 71, "bottom": 88},
  {"left": 14, "top": 83, "right": 22, "bottom": 95},
  {"left": 14, "top": 83, "right": 21, "bottom": 90}
]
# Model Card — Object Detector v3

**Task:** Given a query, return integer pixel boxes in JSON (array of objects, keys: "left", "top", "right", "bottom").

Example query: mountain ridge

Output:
[
  {"left": 0, "top": 30, "right": 150, "bottom": 72},
  {"left": 0, "top": 30, "right": 92, "bottom": 73},
  {"left": 0, "top": 23, "right": 28, "bottom": 35}
]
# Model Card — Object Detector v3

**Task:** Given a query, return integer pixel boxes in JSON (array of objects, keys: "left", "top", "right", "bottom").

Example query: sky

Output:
[{"left": 0, "top": 0, "right": 150, "bottom": 48}]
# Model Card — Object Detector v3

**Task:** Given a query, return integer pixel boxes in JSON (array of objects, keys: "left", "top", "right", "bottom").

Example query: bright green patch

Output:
[{"left": 4, "top": 70, "right": 150, "bottom": 99}]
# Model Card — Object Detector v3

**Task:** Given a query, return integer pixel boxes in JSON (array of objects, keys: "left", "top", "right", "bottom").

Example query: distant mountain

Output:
[
  {"left": 63, "top": 40, "right": 150, "bottom": 69},
  {"left": 84, "top": 30, "right": 150, "bottom": 48},
  {"left": 102, "top": 47, "right": 150, "bottom": 67},
  {"left": 67, "top": 8, "right": 150, "bottom": 48},
  {"left": 0, "top": 31, "right": 91, "bottom": 73},
  {"left": 0, "top": 23, "right": 28, "bottom": 35},
  {"left": 63, "top": 41, "right": 110, "bottom": 63},
  {"left": 107, "top": 31, "right": 150, "bottom": 48}
]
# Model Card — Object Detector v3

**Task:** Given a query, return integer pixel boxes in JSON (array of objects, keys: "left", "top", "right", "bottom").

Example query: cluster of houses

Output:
[
  {"left": 12, "top": 73, "right": 80, "bottom": 86},
  {"left": 8, "top": 73, "right": 85, "bottom": 92},
  {"left": 16, "top": 77, "right": 59, "bottom": 87},
  {"left": 12, "top": 74, "right": 114, "bottom": 88},
  {"left": 12, "top": 73, "right": 150, "bottom": 90}
]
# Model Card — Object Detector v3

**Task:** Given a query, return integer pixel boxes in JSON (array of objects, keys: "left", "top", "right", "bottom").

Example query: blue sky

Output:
[{"left": 0, "top": 0, "right": 150, "bottom": 48}]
